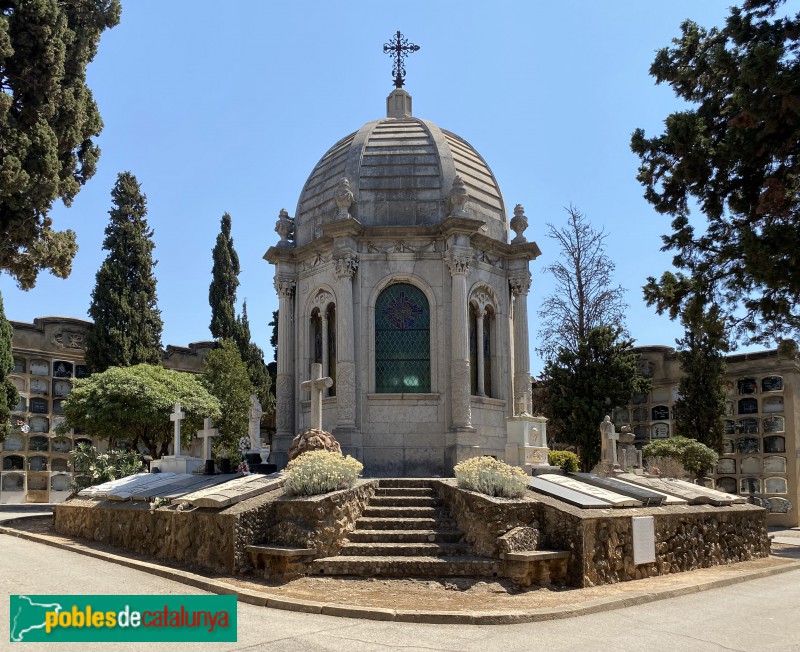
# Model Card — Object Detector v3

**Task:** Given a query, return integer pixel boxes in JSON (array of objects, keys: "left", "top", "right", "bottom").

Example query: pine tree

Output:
[
  {"left": 234, "top": 301, "right": 273, "bottom": 414},
  {"left": 0, "top": 291, "right": 20, "bottom": 442},
  {"left": 86, "top": 172, "right": 163, "bottom": 372},
  {"left": 209, "top": 212, "right": 240, "bottom": 340}
]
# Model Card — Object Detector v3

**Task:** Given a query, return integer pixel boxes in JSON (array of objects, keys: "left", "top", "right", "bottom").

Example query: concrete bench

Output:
[
  {"left": 498, "top": 549, "right": 571, "bottom": 586},
  {"left": 246, "top": 545, "right": 318, "bottom": 579}
]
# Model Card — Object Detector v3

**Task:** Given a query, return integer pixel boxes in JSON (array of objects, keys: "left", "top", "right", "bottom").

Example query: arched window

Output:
[
  {"left": 469, "top": 303, "right": 494, "bottom": 397},
  {"left": 309, "top": 296, "right": 336, "bottom": 397},
  {"left": 375, "top": 283, "right": 430, "bottom": 393}
]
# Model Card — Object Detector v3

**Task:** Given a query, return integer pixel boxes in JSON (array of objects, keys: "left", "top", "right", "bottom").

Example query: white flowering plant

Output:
[
  {"left": 453, "top": 456, "right": 528, "bottom": 498},
  {"left": 283, "top": 449, "right": 363, "bottom": 497}
]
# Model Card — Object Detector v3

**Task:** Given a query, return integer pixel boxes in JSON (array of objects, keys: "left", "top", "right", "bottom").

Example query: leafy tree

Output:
[
  {"left": 0, "top": 0, "right": 121, "bottom": 289},
  {"left": 643, "top": 436, "right": 719, "bottom": 482},
  {"left": 267, "top": 309, "right": 278, "bottom": 398},
  {"left": 536, "top": 206, "right": 627, "bottom": 362},
  {"left": 70, "top": 443, "right": 144, "bottom": 492},
  {"left": 545, "top": 326, "right": 650, "bottom": 471},
  {"left": 203, "top": 339, "right": 255, "bottom": 457},
  {"left": 86, "top": 172, "right": 163, "bottom": 372},
  {"left": 673, "top": 296, "right": 729, "bottom": 454},
  {"left": 61, "top": 364, "right": 221, "bottom": 459},
  {"left": 209, "top": 212, "right": 240, "bottom": 340},
  {"left": 0, "top": 291, "right": 19, "bottom": 442},
  {"left": 234, "top": 300, "right": 273, "bottom": 415},
  {"left": 631, "top": 0, "right": 800, "bottom": 344}
]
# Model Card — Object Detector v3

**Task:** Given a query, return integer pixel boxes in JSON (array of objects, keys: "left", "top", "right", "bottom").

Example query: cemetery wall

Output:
[{"left": 435, "top": 481, "right": 770, "bottom": 588}]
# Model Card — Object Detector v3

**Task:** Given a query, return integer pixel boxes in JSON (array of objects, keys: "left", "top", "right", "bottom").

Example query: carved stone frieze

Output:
[
  {"left": 51, "top": 331, "right": 85, "bottom": 350},
  {"left": 301, "top": 253, "right": 332, "bottom": 271},
  {"left": 366, "top": 241, "right": 437, "bottom": 254}
]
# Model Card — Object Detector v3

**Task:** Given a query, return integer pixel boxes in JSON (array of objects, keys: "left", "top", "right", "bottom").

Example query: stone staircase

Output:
[{"left": 309, "top": 479, "right": 501, "bottom": 578}]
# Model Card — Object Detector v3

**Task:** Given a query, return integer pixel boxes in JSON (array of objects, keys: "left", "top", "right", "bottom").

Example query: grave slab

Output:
[
  {"left": 130, "top": 473, "right": 241, "bottom": 501},
  {"left": 570, "top": 473, "right": 667, "bottom": 506},
  {"left": 174, "top": 472, "right": 284, "bottom": 508},
  {"left": 78, "top": 473, "right": 172, "bottom": 499},
  {"left": 106, "top": 473, "right": 191, "bottom": 501},
  {"left": 602, "top": 475, "right": 687, "bottom": 505},
  {"left": 527, "top": 476, "right": 612, "bottom": 509},
  {"left": 616, "top": 474, "right": 736, "bottom": 506},
  {"left": 538, "top": 473, "right": 642, "bottom": 507}
]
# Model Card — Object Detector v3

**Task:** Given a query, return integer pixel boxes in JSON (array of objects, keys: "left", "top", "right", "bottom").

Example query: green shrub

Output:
[
  {"left": 642, "top": 436, "right": 718, "bottom": 480},
  {"left": 453, "top": 456, "right": 528, "bottom": 498},
  {"left": 548, "top": 450, "right": 580, "bottom": 473},
  {"left": 284, "top": 450, "right": 363, "bottom": 496},
  {"left": 69, "top": 442, "right": 144, "bottom": 493}
]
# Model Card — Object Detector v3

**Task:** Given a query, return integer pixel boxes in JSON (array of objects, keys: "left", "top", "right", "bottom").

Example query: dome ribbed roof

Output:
[{"left": 293, "top": 116, "right": 508, "bottom": 246}]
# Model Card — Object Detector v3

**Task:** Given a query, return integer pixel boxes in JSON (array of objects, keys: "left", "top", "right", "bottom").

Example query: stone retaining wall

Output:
[{"left": 433, "top": 480, "right": 770, "bottom": 587}]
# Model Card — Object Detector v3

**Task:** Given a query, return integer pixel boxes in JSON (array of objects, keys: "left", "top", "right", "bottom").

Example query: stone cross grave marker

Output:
[
  {"left": 197, "top": 418, "right": 219, "bottom": 461},
  {"left": 170, "top": 402, "right": 185, "bottom": 456},
  {"left": 248, "top": 394, "right": 263, "bottom": 450},
  {"left": 301, "top": 363, "right": 333, "bottom": 431}
]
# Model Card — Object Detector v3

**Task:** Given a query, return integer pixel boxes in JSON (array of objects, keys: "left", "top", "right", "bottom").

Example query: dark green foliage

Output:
[
  {"left": 69, "top": 442, "right": 144, "bottom": 493},
  {"left": 268, "top": 309, "right": 278, "bottom": 361},
  {"left": 209, "top": 212, "right": 240, "bottom": 340},
  {"left": 631, "top": 0, "right": 800, "bottom": 344},
  {"left": 643, "top": 436, "right": 719, "bottom": 482},
  {"left": 673, "top": 296, "right": 729, "bottom": 454},
  {"left": 234, "top": 301, "right": 273, "bottom": 417},
  {"left": 544, "top": 326, "right": 650, "bottom": 471},
  {"left": 0, "top": 290, "right": 19, "bottom": 442},
  {"left": 86, "top": 172, "right": 163, "bottom": 372},
  {"left": 0, "top": 0, "right": 120, "bottom": 289},
  {"left": 537, "top": 206, "right": 627, "bottom": 362},
  {"left": 203, "top": 339, "right": 254, "bottom": 457},
  {"left": 548, "top": 450, "right": 580, "bottom": 473},
  {"left": 62, "top": 364, "right": 221, "bottom": 459}
]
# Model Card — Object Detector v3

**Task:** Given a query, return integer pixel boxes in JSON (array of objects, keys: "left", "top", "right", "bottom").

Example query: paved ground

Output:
[{"left": 2, "top": 532, "right": 800, "bottom": 651}]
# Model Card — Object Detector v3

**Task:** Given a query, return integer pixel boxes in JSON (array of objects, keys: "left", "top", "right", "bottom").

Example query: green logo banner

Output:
[{"left": 10, "top": 595, "right": 237, "bottom": 642}]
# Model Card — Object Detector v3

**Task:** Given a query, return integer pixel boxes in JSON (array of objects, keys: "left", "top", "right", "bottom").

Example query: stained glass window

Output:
[{"left": 375, "top": 283, "right": 430, "bottom": 393}]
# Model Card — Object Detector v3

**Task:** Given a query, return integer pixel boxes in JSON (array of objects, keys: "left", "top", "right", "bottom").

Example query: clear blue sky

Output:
[{"left": 3, "top": 0, "right": 757, "bottom": 375}]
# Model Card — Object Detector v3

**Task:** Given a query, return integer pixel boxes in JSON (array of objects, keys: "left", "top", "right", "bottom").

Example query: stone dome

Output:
[{"left": 293, "top": 96, "right": 508, "bottom": 247}]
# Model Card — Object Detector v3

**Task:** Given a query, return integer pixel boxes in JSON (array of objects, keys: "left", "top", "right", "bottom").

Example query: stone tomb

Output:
[
  {"left": 570, "top": 473, "right": 668, "bottom": 507},
  {"left": 617, "top": 474, "right": 743, "bottom": 506},
  {"left": 129, "top": 473, "right": 239, "bottom": 502},
  {"left": 174, "top": 473, "right": 284, "bottom": 508},
  {"left": 528, "top": 476, "right": 614, "bottom": 509},
  {"left": 78, "top": 473, "right": 157, "bottom": 499},
  {"left": 534, "top": 473, "right": 642, "bottom": 507}
]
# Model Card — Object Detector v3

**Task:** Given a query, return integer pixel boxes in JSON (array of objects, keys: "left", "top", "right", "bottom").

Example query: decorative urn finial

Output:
[
  {"left": 449, "top": 175, "right": 469, "bottom": 217},
  {"left": 334, "top": 177, "right": 355, "bottom": 219},
  {"left": 275, "top": 208, "right": 295, "bottom": 247},
  {"left": 510, "top": 203, "right": 528, "bottom": 244}
]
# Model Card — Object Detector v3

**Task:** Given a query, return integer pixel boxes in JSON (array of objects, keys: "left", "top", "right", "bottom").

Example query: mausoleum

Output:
[{"left": 265, "top": 40, "right": 540, "bottom": 475}]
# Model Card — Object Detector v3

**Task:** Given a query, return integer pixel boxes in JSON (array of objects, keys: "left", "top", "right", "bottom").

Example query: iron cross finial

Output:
[{"left": 383, "top": 31, "right": 420, "bottom": 89}]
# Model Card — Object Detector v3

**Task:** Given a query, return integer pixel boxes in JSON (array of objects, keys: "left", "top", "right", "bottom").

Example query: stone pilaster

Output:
[
  {"left": 509, "top": 271, "right": 532, "bottom": 415},
  {"left": 475, "top": 306, "right": 485, "bottom": 397},
  {"left": 273, "top": 275, "right": 296, "bottom": 468},
  {"left": 446, "top": 248, "right": 472, "bottom": 430},
  {"left": 334, "top": 252, "right": 358, "bottom": 429}
]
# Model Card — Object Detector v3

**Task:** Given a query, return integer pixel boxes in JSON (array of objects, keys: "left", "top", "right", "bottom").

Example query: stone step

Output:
[
  {"left": 356, "top": 517, "right": 452, "bottom": 530},
  {"left": 310, "top": 555, "right": 501, "bottom": 578},
  {"left": 377, "top": 479, "right": 435, "bottom": 489},
  {"left": 362, "top": 506, "right": 442, "bottom": 518},
  {"left": 347, "top": 529, "right": 464, "bottom": 544},
  {"left": 369, "top": 496, "right": 440, "bottom": 507},
  {"left": 339, "top": 542, "right": 471, "bottom": 556},
  {"left": 374, "top": 487, "right": 436, "bottom": 497}
]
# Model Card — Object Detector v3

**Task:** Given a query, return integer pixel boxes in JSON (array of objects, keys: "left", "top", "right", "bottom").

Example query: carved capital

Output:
[
  {"left": 508, "top": 272, "right": 531, "bottom": 296},
  {"left": 273, "top": 276, "right": 296, "bottom": 299},
  {"left": 446, "top": 249, "right": 471, "bottom": 276},
  {"left": 334, "top": 253, "right": 359, "bottom": 279}
]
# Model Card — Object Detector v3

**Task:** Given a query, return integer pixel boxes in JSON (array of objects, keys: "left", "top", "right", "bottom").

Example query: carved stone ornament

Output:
[
  {"left": 275, "top": 375, "right": 294, "bottom": 432},
  {"left": 446, "top": 250, "right": 471, "bottom": 276},
  {"left": 310, "top": 289, "right": 334, "bottom": 312},
  {"left": 275, "top": 208, "right": 295, "bottom": 247},
  {"left": 336, "top": 361, "right": 356, "bottom": 423},
  {"left": 449, "top": 175, "right": 469, "bottom": 217},
  {"left": 302, "top": 253, "right": 332, "bottom": 270},
  {"left": 470, "top": 285, "right": 499, "bottom": 314},
  {"left": 508, "top": 272, "right": 531, "bottom": 296},
  {"left": 334, "top": 253, "right": 359, "bottom": 278},
  {"left": 51, "top": 331, "right": 85, "bottom": 350},
  {"left": 273, "top": 276, "right": 296, "bottom": 298},
  {"left": 334, "top": 177, "right": 355, "bottom": 219},
  {"left": 510, "top": 204, "right": 528, "bottom": 244}
]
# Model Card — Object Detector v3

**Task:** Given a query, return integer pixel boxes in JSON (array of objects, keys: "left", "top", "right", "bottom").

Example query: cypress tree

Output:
[
  {"left": 86, "top": 172, "right": 163, "bottom": 372},
  {"left": 0, "top": 291, "right": 20, "bottom": 442},
  {"left": 234, "top": 301, "right": 273, "bottom": 413},
  {"left": 209, "top": 212, "right": 240, "bottom": 340}
]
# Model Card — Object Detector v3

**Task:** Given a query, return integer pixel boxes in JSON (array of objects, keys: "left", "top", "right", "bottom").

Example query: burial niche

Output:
[
  {"left": 737, "top": 378, "right": 757, "bottom": 394},
  {"left": 761, "top": 376, "right": 783, "bottom": 392},
  {"left": 651, "top": 405, "right": 670, "bottom": 420},
  {"left": 763, "top": 416, "right": 785, "bottom": 433},
  {"left": 50, "top": 458, "right": 69, "bottom": 472},
  {"left": 51, "top": 475, "right": 71, "bottom": 491},
  {"left": 1, "top": 473, "right": 24, "bottom": 491},
  {"left": 738, "top": 398, "right": 758, "bottom": 414},
  {"left": 29, "top": 360, "right": 48, "bottom": 376},
  {"left": 763, "top": 397, "right": 783, "bottom": 413},
  {"left": 764, "top": 456, "right": 787, "bottom": 474},
  {"left": 28, "top": 436, "right": 49, "bottom": 452},
  {"left": 716, "top": 458, "right": 736, "bottom": 475},
  {"left": 27, "top": 475, "right": 47, "bottom": 491},
  {"left": 28, "top": 456, "right": 48, "bottom": 471},
  {"left": 764, "top": 436, "right": 785, "bottom": 453},
  {"left": 765, "top": 477, "right": 788, "bottom": 494},
  {"left": 13, "top": 358, "right": 25, "bottom": 373},
  {"left": 740, "top": 477, "right": 760, "bottom": 494},
  {"left": 738, "top": 418, "right": 759, "bottom": 434},
  {"left": 29, "top": 418, "right": 49, "bottom": 434},
  {"left": 51, "top": 437, "right": 71, "bottom": 453},
  {"left": 29, "top": 398, "right": 48, "bottom": 414},
  {"left": 3, "top": 455, "right": 24, "bottom": 471},
  {"left": 723, "top": 420, "right": 736, "bottom": 435},
  {"left": 722, "top": 439, "right": 735, "bottom": 454},
  {"left": 740, "top": 456, "right": 760, "bottom": 475},
  {"left": 53, "top": 361, "right": 73, "bottom": 378},
  {"left": 651, "top": 422, "right": 669, "bottom": 439},
  {"left": 737, "top": 437, "right": 760, "bottom": 454},
  {"left": 716, "top": 477, "right": 737, "bottom": 494},
  {"left": 4, "top": 433, "right": 24, "bottom": 451}
]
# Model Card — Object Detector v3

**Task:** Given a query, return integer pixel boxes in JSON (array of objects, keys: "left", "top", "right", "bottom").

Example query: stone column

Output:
[
  {"left": 273, "top": 275, "right": 296, "bottom": 468},
  {"left": 321, "top": 311, "right": 329, "bottom": 393},
  {"left": 334, "top": 252, "right": 358, "bottom": 429},
  {"left": 509, "top": 271, "right": 532, "bottom": 415},
  {"left": 447, "top": 249, "right": 472, "bottom": 429},
  {"left": 475, "top": 307, "right": 485, "bottom": 397}
]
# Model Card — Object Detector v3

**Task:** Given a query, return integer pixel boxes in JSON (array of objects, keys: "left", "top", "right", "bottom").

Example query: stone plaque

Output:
[
  {"left": 539, "top": 474, "right": 641, "bottom": 507},
  {"left": 632, "top": 516, "right": 656, "bottom": 565}
]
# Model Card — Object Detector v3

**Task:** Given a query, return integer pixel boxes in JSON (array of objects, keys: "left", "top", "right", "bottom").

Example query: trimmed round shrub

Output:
[
  {"left": 643, "top": 436, "right": 718, "bottom": 480},
  {"left": 283, "top": 450, "right": 363, "bottom": 496},
  {"left": 453, "top": 456, "right": 528, "bottom": 498},
  {"left": 548, "top": 450, "right": 580, "bottom": 473}
]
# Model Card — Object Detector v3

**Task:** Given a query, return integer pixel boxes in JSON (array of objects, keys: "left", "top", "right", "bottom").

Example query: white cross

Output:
[
  {"left": 248, "top": 394, "right": 263, "bottom": 450},
  {"left": 301, "top": 363, "right": 333, "bottom": 431},
  {"left": 197, "top": 418, "right": 219, "bottom": 461},
  {"left": 170, "top": 402, "right": 185, "bottom": 456}
]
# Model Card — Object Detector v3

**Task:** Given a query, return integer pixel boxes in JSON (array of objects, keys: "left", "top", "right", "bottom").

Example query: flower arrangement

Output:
[
  {"left": 453, "top": 456, "right": 528, "bottom": 498},
  {"left": 283, "top": 450, "right": 363, "bottom": 497}
]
